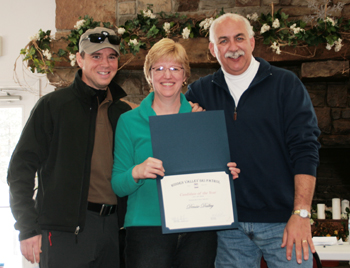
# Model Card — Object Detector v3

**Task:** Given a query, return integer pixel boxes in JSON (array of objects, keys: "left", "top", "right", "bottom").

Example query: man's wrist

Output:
[
  {"left": 292, "top": 209, "right": 311, "bottom": 219},
  {"left": 19, "top": 229, "right": 41, "bottom": 241}
]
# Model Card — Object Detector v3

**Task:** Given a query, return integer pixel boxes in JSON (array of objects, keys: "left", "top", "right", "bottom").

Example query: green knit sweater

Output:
[{"left": 111, "top": 92, "right": 192, "bottom": 227}]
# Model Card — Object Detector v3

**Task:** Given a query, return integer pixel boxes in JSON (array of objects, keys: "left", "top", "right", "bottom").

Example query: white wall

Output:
[
  {"left": 0, "top": 0, "right": 56, "bottom": 110},
  {"left": 0, "top": 1, "right": 56, "bottom": 267}
]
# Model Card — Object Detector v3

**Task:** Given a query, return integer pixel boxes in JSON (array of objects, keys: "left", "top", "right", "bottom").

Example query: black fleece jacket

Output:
[{"left": 7, "top": 70, "right": 131, "bottom": 241}]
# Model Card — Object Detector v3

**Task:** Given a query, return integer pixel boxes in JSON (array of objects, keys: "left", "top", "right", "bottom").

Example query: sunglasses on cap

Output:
[{"left": 83, "top": 31, "right": 121, "bottom": 45}]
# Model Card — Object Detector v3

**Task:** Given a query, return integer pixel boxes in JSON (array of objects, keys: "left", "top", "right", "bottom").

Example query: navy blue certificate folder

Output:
[{"left": 149, "top": 110, "right": 238, "bottom": 234}]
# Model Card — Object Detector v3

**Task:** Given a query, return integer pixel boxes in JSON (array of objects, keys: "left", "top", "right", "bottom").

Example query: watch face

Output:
[{"left": 300, "top": 210, "right": 308, "bottom": 217}]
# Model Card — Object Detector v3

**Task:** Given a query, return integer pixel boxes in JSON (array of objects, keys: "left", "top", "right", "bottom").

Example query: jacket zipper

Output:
[
  {"left": 75, "top": 226, "right": 80, "bottom": 243},
  {"left": 213, "top": 63, "right": 273, "bottom": 122},
  {"left": 75, "top": 103, "right": 95, "bottom": 244}
]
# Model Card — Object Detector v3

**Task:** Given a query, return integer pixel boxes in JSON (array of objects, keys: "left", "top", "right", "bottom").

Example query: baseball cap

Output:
[{"left": 79, "top": 27, "right": 120, "bottom": 55}]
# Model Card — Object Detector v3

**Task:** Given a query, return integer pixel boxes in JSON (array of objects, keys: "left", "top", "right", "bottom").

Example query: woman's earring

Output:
[{"left": 182, "top": 81, "right": 187, "bottom": 87}]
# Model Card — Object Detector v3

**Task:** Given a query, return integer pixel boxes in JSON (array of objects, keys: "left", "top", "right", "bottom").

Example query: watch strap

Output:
[{"left": 292, "top": 209, "right": 311, "bottom": 219}]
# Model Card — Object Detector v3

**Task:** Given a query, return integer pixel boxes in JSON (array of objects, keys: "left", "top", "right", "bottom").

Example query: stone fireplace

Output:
[
  {"left": 49, "top": 0, "right": 350, "bottom": 206},
  {"left": 112, "top": 53, "right": 350, "bottom": 207}
]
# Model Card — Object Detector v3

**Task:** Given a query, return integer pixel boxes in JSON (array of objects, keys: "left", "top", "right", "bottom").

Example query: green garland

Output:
[{"left": 20, "top": 4, "right": 350, "bottom": 74}]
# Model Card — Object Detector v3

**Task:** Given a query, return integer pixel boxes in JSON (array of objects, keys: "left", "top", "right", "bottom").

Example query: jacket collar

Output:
[
  {"left": 212, "top": 57, "right": 272, "bottom": 90},
  {"left": 249, "top": 57, "right": 272, "bottom": 88},
  {"left": 138, "top": 92, "right": 192, "bottom": 122},
  {"left": 72, "top": 69, "right": 127, "bottom": 104}
]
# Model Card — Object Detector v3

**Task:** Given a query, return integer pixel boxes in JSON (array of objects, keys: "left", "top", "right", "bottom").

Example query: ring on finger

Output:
[{"left": 302, "top": 240, "right": 307, "bottom": 243}]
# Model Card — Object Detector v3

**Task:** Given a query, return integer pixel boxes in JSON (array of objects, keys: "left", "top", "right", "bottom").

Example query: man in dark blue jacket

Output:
[
  {"left": 185, "top": 13, "right": 320, "bottom": 268},
  {"left": 7, "top": 27, "right": 131, "bottom": 267}
]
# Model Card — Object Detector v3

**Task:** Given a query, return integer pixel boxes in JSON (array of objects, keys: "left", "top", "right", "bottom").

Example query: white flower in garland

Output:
[
  {"left": 129, "top": 38, "right": 139, "bottom": 46},
  {"left": 143, "top": 9, "right": 156, "bottom": 19},
  {"left": 199, "top": 17, "right": 214, "bottom": 30},
  {"left": 272, "top": 19, "right": 280, "bottom": 29},
  {"left": 290, "top": 24, "right": 305, "bottom": 35},
  {"left": 246, "top": 13, "right": 259, "bottom": 21},
  {"left": 69, "top": 53, "right": 76, "bottom": 67},
  {"left": 117, "top": 28, "right": 126, "bottom": 35},
  {"left": 270, "top": 41, "right": 281, "bottom": 55},
  {"left": 325, "top": 38, "right": 343, "bottom": 52},
  {"left": 182, "top": 27, "right": 191, "bottom": 39},
  {"left": 260, "top": 24, "right": 270, "bottom": 34},
  {"left": 163, "top": 22, "right": 171, "bottom": 34},
  {"left": 325, "top": 17, "right": 336, "bottom": 26},
  {"left": 74, "top": 19, "right": 86, "bottom": 29},
  {"left": 326, "top": 43, "right": 333, "bottom": 50},
  {"left": 276, "top": 47, "right": 281, "bottom": 55},
  {"left": 334, "top": 38, "right": 343, "bottom": 52},
  {"left": 69, "top": 53, "right": 76, "bottom": 61},
  {"left": 42, "top": 49, "right": 52, "bottom": 60},
  {"left": 29, "top": 32, "right": 40, "bottom": 41}
]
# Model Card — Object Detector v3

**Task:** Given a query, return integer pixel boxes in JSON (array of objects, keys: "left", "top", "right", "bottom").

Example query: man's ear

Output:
[
  {"left": 76, "top": 52, "right": 83, "bottom": 68},
  {"left": 209, "top": 42, "right": 216, "bottom": 58},
  {"left": 250, "top": 37, "right": 256, "bottom": 51}
]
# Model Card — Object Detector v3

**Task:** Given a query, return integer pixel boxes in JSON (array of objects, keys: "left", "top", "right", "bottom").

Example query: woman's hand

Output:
[
  {"left": 227, "top": 162, "right": 240, "bottom": 179},
  {"left": 132, "top": 157, "right": 165, "bottom": 183}
]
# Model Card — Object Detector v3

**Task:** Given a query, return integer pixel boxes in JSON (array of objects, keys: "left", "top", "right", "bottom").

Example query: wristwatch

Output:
[{"left": 292, "top": 209, "right": 311, "bottom": 219}]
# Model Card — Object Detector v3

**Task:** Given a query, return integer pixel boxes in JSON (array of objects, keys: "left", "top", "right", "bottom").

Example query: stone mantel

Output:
[
  {"left": 47, "top": 37, "right": 350, "bottom": 148},
  {"left": 51, "top": 37, "right": 350, "bottom": 70},
  {"left": 119, "top": 38, "right": 350, "bottom": 69}
]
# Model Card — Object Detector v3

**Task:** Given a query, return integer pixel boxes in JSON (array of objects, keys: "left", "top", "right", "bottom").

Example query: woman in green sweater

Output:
[{"left": 111, "top": 38, "right": 239, "bottom": 268}]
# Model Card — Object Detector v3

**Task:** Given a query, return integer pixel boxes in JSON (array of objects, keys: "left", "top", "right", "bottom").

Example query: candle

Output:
[
  {"left": 317, "top": 203, "right": 325, "bottom": 219},
  {"left": 341, "top": 199, "right": 349, "bottom": 214},
  {"left": 332, "top": 198, "right": 341, "bottom": 220}
]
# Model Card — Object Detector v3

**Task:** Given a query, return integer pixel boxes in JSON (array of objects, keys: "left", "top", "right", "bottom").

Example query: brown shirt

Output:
[{"left": 88, "top": 88, "right": 117, "bottom": 205}]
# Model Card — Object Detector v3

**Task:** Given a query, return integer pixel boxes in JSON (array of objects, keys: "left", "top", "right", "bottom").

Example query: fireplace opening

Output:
[{"left": 314, "top": 148, "right": 350, "bottom": 206}]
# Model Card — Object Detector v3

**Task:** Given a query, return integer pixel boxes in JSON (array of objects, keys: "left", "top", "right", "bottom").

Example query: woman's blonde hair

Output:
[{"left": 144, "top": 38, "right": 191, "bottom": 86}]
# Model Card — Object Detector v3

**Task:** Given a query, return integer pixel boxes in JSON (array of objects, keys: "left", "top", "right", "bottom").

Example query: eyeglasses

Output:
[
  {"left": 151, "top": 66, "right": 184, "bottom": 74},
  {"left": 83, "top": 31, "right": 121, "bottom": 45}
]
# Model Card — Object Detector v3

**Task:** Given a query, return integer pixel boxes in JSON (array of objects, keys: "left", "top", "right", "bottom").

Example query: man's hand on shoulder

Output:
[{"left": 189, "top": 101, "right": 205, "bottom": 112}]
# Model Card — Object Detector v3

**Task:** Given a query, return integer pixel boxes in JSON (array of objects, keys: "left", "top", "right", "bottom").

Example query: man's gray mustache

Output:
[{"left": 225, "top": 50, "right": 245, "bottom": 59}]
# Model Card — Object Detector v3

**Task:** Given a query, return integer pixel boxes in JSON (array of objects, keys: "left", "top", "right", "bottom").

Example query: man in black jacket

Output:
[{"left": 7, "top": 27, "right": 131, "bottom": 268}]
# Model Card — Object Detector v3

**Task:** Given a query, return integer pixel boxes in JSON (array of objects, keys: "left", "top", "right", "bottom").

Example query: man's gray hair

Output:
[{"left": 209, "top": 13, "right": 255, "bottom": 43}]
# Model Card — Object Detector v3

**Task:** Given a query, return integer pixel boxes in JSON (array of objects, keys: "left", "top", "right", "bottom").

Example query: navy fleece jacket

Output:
[{"left": 185, "top": 57, "right": 321, "bottom": 223}]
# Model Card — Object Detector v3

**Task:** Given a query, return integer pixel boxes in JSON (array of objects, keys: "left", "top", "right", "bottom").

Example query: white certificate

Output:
[{"left": 160, "top": 171, "right": 234, "bottom": 231}]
